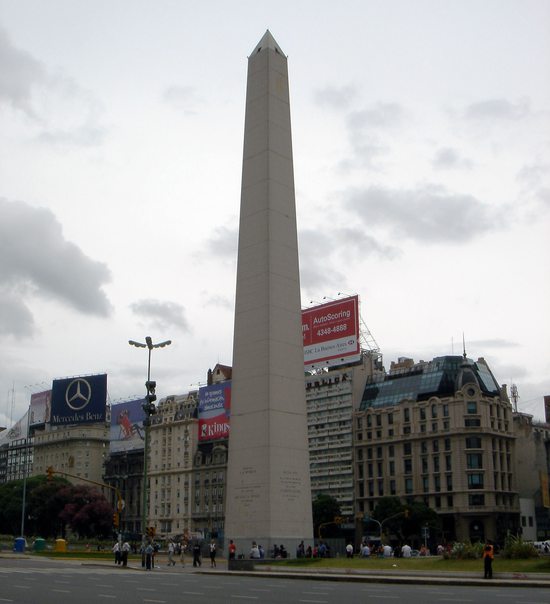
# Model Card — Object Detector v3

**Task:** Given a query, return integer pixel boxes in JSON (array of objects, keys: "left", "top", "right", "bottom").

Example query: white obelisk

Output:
[{"left": 225, "top": 31, "right": 313, "bottom": 557}]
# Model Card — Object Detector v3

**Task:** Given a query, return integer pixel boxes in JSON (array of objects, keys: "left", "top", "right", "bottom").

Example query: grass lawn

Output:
[{"left": 279, "top": 556, "right": 550, "bottom": 574}]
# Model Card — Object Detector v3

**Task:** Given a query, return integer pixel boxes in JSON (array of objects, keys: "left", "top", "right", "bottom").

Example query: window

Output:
[
  {"left": 469, "top": 494, "right": 485, "bottom": 506},
  {"left": 434, "top": 475, "right": 440, "bottom": 492},
  {"left": 443, "top": 404, "right": 449, "bottom": 417},
  {"left": 389, "top": 460, "right": 395, "bottom": 476},
  {"left": 376, "top": 415, "right": 382, "bottom": 427},
  {"left": 404, "top": 442, "right": 412, "bottom": 455},
  {"left": 446, "top": 475, "right": 453, "bottom": 490},
  {"left": 445, "top": 455, "right": 452, "bottom": 471},
  {"left": 422, "top": 476, "right": 429, "bottom": 492},
  {"left": 420, "top": 408, "right": 426, "bottom": 421},
  {"left": 432, "top": 440, "right": 439, "bottom": 453},
  {"left": 388, "top": 445, "right": 394, "bottom": 457},
  {"left": 388, "top": 413, "right": 394, "bottom": 425},
  {"left": 390, "top": 480, "right": 396, "bottom": 495},
  {"left": 367, "top": 415, "right": 372, "bottom": 428},
  {"left": 367, "top": 448, "right": 373, "bottom": 460},
  {"left": 404, "top": 408, "right": 410, "bottom": 422},
  {"left": 431, "top": 404, "right": 438, "bottom": 418},
  {"left": 467, "top": 401, "right": 478, "bottom": 414},
  {"left": 447, "top": 495, "right": 453, "bottom": 507},
  {"left": 433, "top": 456, "right": 440, "bottom": 472},
  {"left": 404, "top": 459, "right": 412, "bottom": 474},
  {"left": 465, "top": 418, "right": 481, "bottom": 427},
  {"left": 468, "top": 473, "right": 484, "bottom": 489},
  {"left": 467, "top": 453, "right": 483, "bottom": 469},
  {"left": 444, "top": 438, "right": 451, "bottom": 451},
  {"left": 421, "top": 441, "right": 428, "bottom": 454},
  {"left": 466, "top": 436, "right": 482, "bottom": 448},
  {"left": 421, "top": 457, "right": 428, "bottom": 473},
  {"left": 405, "top": 478, "right": 413, "bottom": 494}
]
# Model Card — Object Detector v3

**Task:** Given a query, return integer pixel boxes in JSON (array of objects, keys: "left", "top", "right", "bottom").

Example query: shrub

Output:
[
  {"left": 446, "top": 541, "right": 484, "bottom": 559},
  {"left": 501, "top": 535, "right": 539, "bottom": 559}
]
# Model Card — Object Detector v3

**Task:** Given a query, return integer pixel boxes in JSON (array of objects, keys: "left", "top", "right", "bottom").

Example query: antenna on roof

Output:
[{"left": 462, "top": 332, "right": 467, "bottom": 360}]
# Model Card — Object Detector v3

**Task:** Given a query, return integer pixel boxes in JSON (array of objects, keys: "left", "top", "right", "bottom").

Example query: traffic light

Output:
[
  {"left": 146, "top": 526, "right": 156, "bottom": 538},
  {"left": 46, "top": 466, "right": 54, "bottom": 481},
  {"left": 145, "top": 381, "right": 157, "bottom": 404},
  {"left": 113, "top": 512, "right": 119, "bottom": 527},
  {"left": 143, "top": 381, "right": 157, "bottom": 417}
]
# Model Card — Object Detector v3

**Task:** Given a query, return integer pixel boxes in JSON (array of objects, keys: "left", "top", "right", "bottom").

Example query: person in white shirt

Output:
[
  {"left": 345, "top": 542, "right": 354, "bottom": 558},
  {"left": 382, "top": 544, "right": 393, "bottom": 557},
  {"left": 401, "top": 543, "right": 412, "bottom": 558}
]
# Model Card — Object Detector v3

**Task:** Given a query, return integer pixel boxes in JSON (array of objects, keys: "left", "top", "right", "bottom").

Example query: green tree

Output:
[
  {"left": 312, "top": 493, "right": 341, "bottom": 538},
  {"left": 27, "top": 476, "right": 70, "bottom": 537},
  {"left": 371, "top": 496, "right": 405, "bottom": 541}
]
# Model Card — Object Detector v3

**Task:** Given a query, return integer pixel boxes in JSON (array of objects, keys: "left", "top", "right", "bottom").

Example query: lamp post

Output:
[{"left": 129, "top": 336, "right": 171, "bottom": 550}]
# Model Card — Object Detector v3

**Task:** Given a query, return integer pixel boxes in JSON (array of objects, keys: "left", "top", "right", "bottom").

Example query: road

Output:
[{"left": 0, "top": 558, "right": 549, "bottom": 604}]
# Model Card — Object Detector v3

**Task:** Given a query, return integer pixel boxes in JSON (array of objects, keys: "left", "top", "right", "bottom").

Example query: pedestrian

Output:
[
  {"left": 192, "top": 541, "right": 202, "bottom": 567},
  {"left": 112, "top": 541, "right": 121, "bottom": 565},
  {"left": 167, "top": 540, "right": 176, "bottom": 566},
  {"left": 209, "top": 539, "right": 217, "bottom": 568},
  {"left": 401, "top": 543, "right": 412, "bottom": 558},
  {"left": 145, "top": 542, "right": 154, "bottom": 570},
  {"left": 180, "top": 541, "right": 187, "bottom": 567},
  {"left": 121, "top": 541, "right": 130, "bottom": 567},
  {"left": 361, "top": 542, "right": 370, "bottom": 557},
  {"left": 483, "top": 541, "right": 494, "bottom": 579},
  {"left": 250, "top": 541, "right": 260, "bottom": 559},
  {"left": 346, "top": 542, "right": 354, "bottom": 558},
  {"left": 297, "top": 540, "right": 305, "bottom": 558},
  {"left": 228, "top": 539, "right": 236, "bottom": 560}
]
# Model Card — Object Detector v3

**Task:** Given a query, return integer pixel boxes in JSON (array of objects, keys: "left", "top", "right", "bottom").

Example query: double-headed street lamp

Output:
[{"left": 129, "top": 336, "right": 171, "bottom": 546}]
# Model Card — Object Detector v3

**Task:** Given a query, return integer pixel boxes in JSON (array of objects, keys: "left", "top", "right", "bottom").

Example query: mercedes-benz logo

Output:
[{"left": 65, "top": 378, "right": 92, "bottom": 411}]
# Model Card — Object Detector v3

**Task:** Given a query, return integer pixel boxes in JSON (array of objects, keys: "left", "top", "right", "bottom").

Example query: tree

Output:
[
  {"left": 58, "top": 485, "right": 114, "bottom": 538},
  {"left": 312, "top": 493, "right": 341, "bottom": 538},
  {"left": 27, "top": 476, "right": 70, "bottom": 537},
  {"left": 371, "top": 496, "right": 405, "bottom": 541}
]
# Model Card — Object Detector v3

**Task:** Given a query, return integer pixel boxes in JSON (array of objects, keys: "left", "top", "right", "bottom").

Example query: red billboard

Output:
[
  {"left": 302, "top": 295, "right": 360, "bottom": 368},
  {"left": 198, "top": 382, "right": 231, "bottom": 441}
]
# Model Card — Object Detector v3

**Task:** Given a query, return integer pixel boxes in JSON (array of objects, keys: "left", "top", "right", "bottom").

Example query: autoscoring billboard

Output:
[{"left": 302, "top": 295, "right": 360, "bottom": 368}]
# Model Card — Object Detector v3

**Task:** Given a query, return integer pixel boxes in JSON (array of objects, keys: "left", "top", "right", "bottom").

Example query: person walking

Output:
[
  {"left": 121, "top": 541, "right": 130, "bottom": 567},
  {"left": 209, "top": 539, "right": 217, "bottom": 568},
  {"left": 483, "top": 541, "right": 494, "bottom": 579},
  {"left": 192, "top": 541, "right": 202, "bottom": 567},
  {"left": 167, "top": 540, "right": 176, "bottom": 566},
  {"left": 112, "top": 541, "right": 121, "bottom": 565},
  {"left": 145, "top": 542, "right": 154, "bottom": 571},
  {"left": 228, "top": 539, "right": 236, "bottom": 560}
]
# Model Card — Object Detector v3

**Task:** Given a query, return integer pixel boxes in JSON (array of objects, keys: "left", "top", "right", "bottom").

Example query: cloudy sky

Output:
[{"left": 1, "top": 0, "right": 549, "bottom": 427}]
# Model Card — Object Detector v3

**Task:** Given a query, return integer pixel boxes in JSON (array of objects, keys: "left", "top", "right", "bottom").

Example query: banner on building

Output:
[
  {"left": 110, "top": 398, "right": 146, "bottom": 453},
  {"left": 50, "top": 374, "right": 107, "bottom": 425},
  {"left": 29, "top": 390, "right": 51, "bottom": 427},
  {"left": 198, "top": 382, "right": 231, "bottom": 442},
  {"left": 302, "top": 295, "right": 361, "bottom": 368}
]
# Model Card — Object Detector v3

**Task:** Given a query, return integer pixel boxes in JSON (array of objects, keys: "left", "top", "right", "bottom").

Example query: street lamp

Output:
[{"left": 129, "top": 336, "right": 172, "bottom": 550}]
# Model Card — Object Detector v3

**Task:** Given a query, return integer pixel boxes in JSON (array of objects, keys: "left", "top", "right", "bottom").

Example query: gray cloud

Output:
[
  {"left": 0, "top": 198, "right": 112, "bottom": 335},
  {"left": 468, "top": 338, "right": 518, "bottom": 349},
  {"left": 313, "top": 84, "right": 358, "bottom": 109},
  {"left": 0, "top": 28, "right": 106, "bottom": 145},
  {"left": 201, "top": 292, "right": 233, "bottom": 310},
  {"left": 163, "top": 85, "right": 203, "bottom": 114},
  {"left": 348, "top": 103, "right": 405, "bottom": 130},
  {"left": 0, "top": 291, "right": 34, "bottom": 336},
  {"left": 130, "top": 299, "right": 190, "bottom": 333},
  {"left": 344, "top": 184, "right": 503, "bottom": 243},
  {"left": 0, "top": 27, "right": 46, "bottom": 116},
  {"left": 202, "top": 225, "right": 238, "bottom": 261},
  {"left": 464, "top": 98, "right": 531, "bottom": 121},
  {"left": 433, "top": 147, "right": 473, "bottom": 170}
]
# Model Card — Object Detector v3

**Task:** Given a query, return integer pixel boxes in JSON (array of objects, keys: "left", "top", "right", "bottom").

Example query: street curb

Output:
[{"left": 196, "top": 569, "right": 550, "bottom": 588}]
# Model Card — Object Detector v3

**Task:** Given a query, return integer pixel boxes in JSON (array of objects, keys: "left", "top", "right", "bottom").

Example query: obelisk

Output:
[{"left": 225, "top": 31, "right": 313, "bottom": 557}]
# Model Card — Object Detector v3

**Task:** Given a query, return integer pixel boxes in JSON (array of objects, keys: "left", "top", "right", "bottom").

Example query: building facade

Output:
[
  {"left": 32, "top": 422, "right": 109, "bottom": 486},
  {"left": 353, "top": 355, "right": 519, "bottom": 544},
  {"left": 306, "top": 352, "right": 382, "bottom": 516}
]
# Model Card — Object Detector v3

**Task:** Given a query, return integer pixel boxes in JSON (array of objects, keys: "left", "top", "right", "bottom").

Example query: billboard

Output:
[
  {"left": 29, "top": 390, "right": 51, "bottom": 427},
  {"left": 302, "top": 295, "right": 360, "bottom": 368},
  {"left": 110, "top": 398, "right": 146, "bottom": 453},
  {"left": 198, "top": 382, "right": 231, "bottom": 442},
  {"left": 50, "top": 374, "right": 107, "bottom": 425}
]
